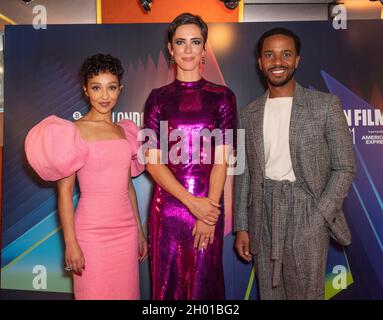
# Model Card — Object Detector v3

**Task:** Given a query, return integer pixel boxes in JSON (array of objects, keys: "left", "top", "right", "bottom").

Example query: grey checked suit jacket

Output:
[{"left": 234, "top": 83, "right": 356, "bottom": 255}]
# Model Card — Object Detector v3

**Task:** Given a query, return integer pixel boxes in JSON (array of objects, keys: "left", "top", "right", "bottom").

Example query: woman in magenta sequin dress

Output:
[{"left": 144, "top": 13, "right": 237, "bottom": 300}]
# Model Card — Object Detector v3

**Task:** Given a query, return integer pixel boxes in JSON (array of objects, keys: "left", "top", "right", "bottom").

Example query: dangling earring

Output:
[
  {"left": 202, "top": 56, "right": 205, "bottom": 65},
  {"left": 170, "top": 56, "right": 175, "bottom": 64}
]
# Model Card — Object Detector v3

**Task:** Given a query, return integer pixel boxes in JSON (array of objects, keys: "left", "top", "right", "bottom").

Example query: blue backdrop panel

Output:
[{"left": 1, "top": 20, "right": 382, "bottom": 299}]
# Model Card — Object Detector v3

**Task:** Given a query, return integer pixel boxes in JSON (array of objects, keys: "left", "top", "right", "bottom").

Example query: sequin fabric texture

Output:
[{"left": 144, "top": 78, "right": 237, "bottom": 299}]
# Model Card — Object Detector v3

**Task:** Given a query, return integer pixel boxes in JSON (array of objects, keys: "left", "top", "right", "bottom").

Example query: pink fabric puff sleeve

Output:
[
  {"left": 117, "top": 119, "right": 145, "bottom": 177},
  {"left": 25, "top": 115, "right": 89, "bottom": 181}
]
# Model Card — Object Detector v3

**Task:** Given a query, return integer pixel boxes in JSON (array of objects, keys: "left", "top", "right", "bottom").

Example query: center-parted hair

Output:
[
  {"left": 81, "top": 53, "right": 124, "bottom": 86},
  {"left": 257, "top": 28, "right": 301, "bottom": 57},
  {"left": 167, "top": 13, "right": 208, "bottom": 48}
]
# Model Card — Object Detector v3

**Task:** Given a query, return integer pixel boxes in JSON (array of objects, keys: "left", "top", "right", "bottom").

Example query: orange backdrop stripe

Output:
[{"left": 102, "top": 0, "right": 240, "bottom": 23}]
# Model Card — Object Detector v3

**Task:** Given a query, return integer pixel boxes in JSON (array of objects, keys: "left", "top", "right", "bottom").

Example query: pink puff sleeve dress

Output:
[{"left": 25, "top": 115, "right": 144, "bottom": 300}]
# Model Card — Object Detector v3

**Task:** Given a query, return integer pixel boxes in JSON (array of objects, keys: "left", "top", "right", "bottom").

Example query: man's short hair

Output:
[{"left": 257, "top": 27, "right": 301, "bottom": 57}]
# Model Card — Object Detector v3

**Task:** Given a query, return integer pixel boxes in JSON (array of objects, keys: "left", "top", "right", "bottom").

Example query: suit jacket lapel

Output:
[
  {"left": 289, "top": 83, "right": 308, "bottom": 170},
  {"left": 246, "top": 83, "right": 308, "bottom": 178},
  {"left": 247, "top": 91, "right": 268, "bottom": 177}
]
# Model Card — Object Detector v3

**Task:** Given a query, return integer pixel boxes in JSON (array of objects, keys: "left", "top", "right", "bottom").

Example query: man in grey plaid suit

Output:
[{"left": 234, "top": 28, "right": 356, "bottom": 299}]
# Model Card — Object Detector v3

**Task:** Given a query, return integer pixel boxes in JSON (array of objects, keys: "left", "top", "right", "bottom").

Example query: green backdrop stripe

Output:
[
  {"left": 1, "top": 226, "right": 62, "bottom": 272},
  {"left": 244, "top": 265, "right": 256, "bottom": 300}
]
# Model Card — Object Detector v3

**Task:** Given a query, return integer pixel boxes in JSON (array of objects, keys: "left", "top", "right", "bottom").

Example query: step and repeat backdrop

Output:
[{"left": 1, "top": 20, "right": 383, "bottom": 299}]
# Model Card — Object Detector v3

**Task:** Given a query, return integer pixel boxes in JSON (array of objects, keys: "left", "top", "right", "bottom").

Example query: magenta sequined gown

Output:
[{"left": 144, "top": 78, "right": 237, "bottom": 300}]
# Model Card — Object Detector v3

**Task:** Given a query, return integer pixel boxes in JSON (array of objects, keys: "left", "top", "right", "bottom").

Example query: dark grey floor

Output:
[
  {"left": 0, "top": 287, "right": 357, "bottom": 300},
  {"left": 0, "top": 289, "right": 73, "bottom": 300}
]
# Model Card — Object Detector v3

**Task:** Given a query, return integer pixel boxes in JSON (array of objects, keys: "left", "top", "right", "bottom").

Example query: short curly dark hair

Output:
[{"left": 80, "top": 53, "right": 124, "bottom": 85}]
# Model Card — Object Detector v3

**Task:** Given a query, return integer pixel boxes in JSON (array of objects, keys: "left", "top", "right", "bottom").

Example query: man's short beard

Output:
[{"left": 266, "top": 68, "right": 296, "bottom": 87}]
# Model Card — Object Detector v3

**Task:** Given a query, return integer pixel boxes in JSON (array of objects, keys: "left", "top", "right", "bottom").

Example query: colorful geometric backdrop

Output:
[{"left": 1, "top": 20, "right": 383, "bottom": 299}]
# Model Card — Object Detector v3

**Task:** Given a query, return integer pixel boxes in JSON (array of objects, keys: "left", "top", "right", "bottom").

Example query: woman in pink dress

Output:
[{"left": 25, "top": 54, "right": 147, "bottom": 300}]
